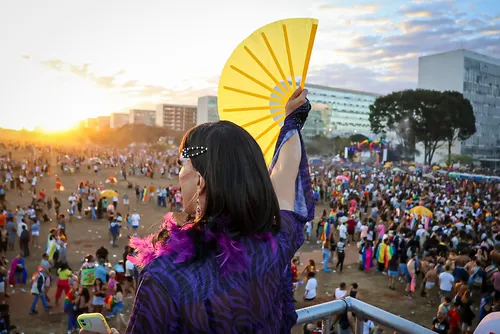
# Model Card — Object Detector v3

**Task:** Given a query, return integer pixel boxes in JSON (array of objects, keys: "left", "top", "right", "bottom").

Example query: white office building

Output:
[
  {"left": 303, "top": 84, "right": 380, "bottom": 141},
  {"left": 156, "top": 104, "right": 197, "bottom": 132},
  {"left": 197, "top": 96, "right": 219, "bottom": 125},
  {"left": 418, "top": 49, "right": 500, "bottom": 165},
  {"left": 129, "top": 109, "right": 156, "bottom": 126},
  {"left": 110, "top": 112, "right": 129, "bottom": 128}
]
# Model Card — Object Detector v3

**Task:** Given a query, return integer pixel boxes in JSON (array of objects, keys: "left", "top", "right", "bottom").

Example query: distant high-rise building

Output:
[
  {"left": 418, "top": 49, "right": 500, "bottom": 165},
  {"left": 129, "top": 109, "right": 156, "bottom": 126},
  {"left": 197, "top": 96, "right": 219, "bottom": 125},
  {"left": 110, "top": 112, "right": 129, "bottom": 128},
  {"left": 85, "top": 118, "right": 98, "bottom": 129},
  {"left": 304, "top": 84, "right": 380, "bottom": 141},
  {"left": 156, "top": 104, "right": 197, "bottom": 132},
  {"left": 97, "top": 116, "right": 110, "bottom": 129}
]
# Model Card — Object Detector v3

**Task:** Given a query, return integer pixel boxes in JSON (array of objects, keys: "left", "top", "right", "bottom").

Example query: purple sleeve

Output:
[
  {"left": 125, "top": 271, "right": 180, "bottom": 334},
  {"left": 280, "top": 264, "right": 298, "bottom": 333},
  {"left": 271, "top": 101, "right": 315, "bottom": 253}
]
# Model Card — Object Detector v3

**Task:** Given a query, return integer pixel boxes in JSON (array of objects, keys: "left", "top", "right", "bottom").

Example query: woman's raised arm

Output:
[{"left": 270, "top": 88, "right": 307, "bottom": 211}]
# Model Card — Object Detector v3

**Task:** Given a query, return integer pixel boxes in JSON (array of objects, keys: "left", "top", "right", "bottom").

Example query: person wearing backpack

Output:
[
  {"left": 466, "top": 256, "right": 485, "bottom": 302},
  {"left": 29, "top": 266, "right": 51, "bottom": 314}
]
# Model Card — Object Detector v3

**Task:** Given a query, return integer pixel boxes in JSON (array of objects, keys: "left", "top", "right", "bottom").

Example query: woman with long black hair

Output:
[{"left": 122, "top": 88, "right": 314, "bottom": 333}]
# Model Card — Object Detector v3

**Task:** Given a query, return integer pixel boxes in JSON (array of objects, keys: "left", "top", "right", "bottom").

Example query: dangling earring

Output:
[{"left": 195, "top": 192, "right": 201, "bottom": 222}]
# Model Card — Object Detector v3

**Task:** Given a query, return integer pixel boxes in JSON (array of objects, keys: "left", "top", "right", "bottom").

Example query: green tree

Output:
[
  {"left": 305, "top": 135, "right": 351, "bottom": 156},
  {"left": 369, "top": 89, "right": 471, "bottom": 165},
  {"left": 410, "top": 89, "right": 449, "bottom": 165},
  {"left": 440, "top": 91, "right": 476, "bottom": 165},
  {"left": 369, "top": 90, "right": 417, "bottom": 160},
  {"left": 448, "top": 154, "right": 473, "bottom": 165}
]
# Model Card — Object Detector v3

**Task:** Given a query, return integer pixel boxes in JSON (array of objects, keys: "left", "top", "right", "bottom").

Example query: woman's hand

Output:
[
  {"left": 80, "top": 329, "right": 119, "bottom": 334},
  {"left": 285, "top": 87, "right": 308, "bottom": 116}
]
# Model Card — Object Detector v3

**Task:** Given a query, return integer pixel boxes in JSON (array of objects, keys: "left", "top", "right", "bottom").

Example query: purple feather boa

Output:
[{"left": 129, "top": 212, "right": 277, "bottom": 277}]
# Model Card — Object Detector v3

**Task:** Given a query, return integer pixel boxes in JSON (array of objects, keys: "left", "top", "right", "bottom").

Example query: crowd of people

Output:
[
  {"left": 0, "top": 142, "right": 185, "bottom": 333},
  {"left": 297, "top": 163, "right": 500, "bottom": 333},
  {"left": 1, "top": 136, "right": 500, "bottom": 333}
]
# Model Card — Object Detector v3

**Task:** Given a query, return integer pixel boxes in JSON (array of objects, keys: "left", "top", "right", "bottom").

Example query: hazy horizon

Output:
[{"left": 1, "top": 0, "right": 499, "bottom": 131}]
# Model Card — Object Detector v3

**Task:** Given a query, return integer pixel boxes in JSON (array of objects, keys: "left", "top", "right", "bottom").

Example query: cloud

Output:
[
  {"left": 308, "top": 0, "right": 500, "bottom": 96},
  {"left": 122, "top": 80, "right": 138, "bottom": 88},
  {"left": 40, "top": 58, "right": 174, "bottom": 97},
  {"left": 318, "top": 3, "right": 381, "bottom": 17},
  {"left": 308, "top": 63, "right": 415, "bottom": 94},
  {"left": 404, "top": 11, "right": 434, "bottom": 18},
  {"left": 482, "top": 29, "right": 500, "bottom": 35},
  {"left": 398, "top": 18, "right": 456, "bottom": 34},
  {"left": 38, "top": 57, "right": 220, "bottom": 106},
  {"left": 349, "top": 35, "right": 382, "bottom": 48}
]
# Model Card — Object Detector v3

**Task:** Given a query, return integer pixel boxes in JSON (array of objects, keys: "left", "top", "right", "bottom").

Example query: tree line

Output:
[{"left": 369, "top": 89, "right": 476, "bottom": 165}]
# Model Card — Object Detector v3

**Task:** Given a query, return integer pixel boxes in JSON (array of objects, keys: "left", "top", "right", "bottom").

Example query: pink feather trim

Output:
[{"left": 129, "top": 212, "right": 277, "bottom": 277}]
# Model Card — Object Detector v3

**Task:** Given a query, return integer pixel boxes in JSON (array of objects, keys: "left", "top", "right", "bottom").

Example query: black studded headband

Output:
[{"left": 181, "top": 146, "right": 208, "bottom": 158}]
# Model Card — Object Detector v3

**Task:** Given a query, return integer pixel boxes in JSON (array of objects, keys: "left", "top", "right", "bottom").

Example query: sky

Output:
[{"left": 0, "top": 0, "right": 499, "bottom": 131}]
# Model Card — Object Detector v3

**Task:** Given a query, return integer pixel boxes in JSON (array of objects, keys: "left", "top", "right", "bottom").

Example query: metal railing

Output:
[{"left": 296, "top": 297, "right": 435, "bottom": 334}]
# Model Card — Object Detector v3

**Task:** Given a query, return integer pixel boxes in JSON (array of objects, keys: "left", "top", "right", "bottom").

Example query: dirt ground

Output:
[{"left": 2, "top": 156, "right": 438, "bottom": 334}]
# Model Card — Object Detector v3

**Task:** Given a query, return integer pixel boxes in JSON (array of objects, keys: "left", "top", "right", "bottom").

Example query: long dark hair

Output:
[{"left": 179, "top": 121, "right": 281, "bottom": 237}]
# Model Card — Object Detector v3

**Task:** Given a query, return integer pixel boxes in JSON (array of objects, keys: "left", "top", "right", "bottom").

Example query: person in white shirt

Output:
[
  {"left": 339, "top": 222, "right": 347, "bottom": 240},
  {"left": 362, "top": 320, "right": 375, "bottom": 334},
  {"left": 68, "top": 193, "right": 76, "bottom": 222},
  {"left": 124, "top": 258, "right": 136, "bottom": 299},
  {"left": 130, "top": 210, "right": 141, "bottom": 236},
  {"left": 305, "top": 221, "right": 312, "bottom": 242},
  {"left": 304, "top": 272, "right": 317, "bottom": 301},
  {"left": 112, "top": 196, "right": 119, "bottom": 210},
  {"left": 335, "top": 282, "right": 347, "bottom": 299},
  {"left": 31, "top": 176, "right": 37, "bottom": 194},
  {"left": 438, "top": 265, "right": 455, "bottom": 298}
]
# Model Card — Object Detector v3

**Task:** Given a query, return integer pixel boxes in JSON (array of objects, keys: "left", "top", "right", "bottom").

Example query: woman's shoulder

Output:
[{"left": 141, "top": 252, "right": 218, "bottom": 303}]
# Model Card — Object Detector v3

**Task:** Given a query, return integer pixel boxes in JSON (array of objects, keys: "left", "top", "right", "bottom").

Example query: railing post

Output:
[
  {"left": 322, "top": 317, "right": 332, "bottom": 334},
  {"left": 355, "top": 317, "right": 364, "bottom": 334}
]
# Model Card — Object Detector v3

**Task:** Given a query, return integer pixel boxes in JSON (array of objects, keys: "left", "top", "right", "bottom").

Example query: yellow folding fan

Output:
[{"left": 218, "top": 18, "right": 319, "bottom": 165}]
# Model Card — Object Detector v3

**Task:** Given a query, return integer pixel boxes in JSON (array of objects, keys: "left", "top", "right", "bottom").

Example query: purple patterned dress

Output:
[{"left": 126, "top": 103, "right": 315, "bottom": 334}]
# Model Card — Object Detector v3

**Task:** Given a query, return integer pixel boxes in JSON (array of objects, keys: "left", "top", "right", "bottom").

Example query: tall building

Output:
[
  {"left": 97, "top": 116, "right": 110, "bottom": 129},
  {"left": 85, "top": 118, "right": 98, "bottom": 129},
  {"left": 197, "top": 96, "right": 219, "bottom": 125},
  {"left": 110, "top": 112, "right": 129, "bottom": 128},
  {"left": 129, "top": 109, "right": 156, "bottom": 126},
  {"left": 304, "top": 84, "right": 379, "bottom": 141},
  {"left": 302, "top": 108, "right": 327, "bottom": 142},
  {"left": 418, "top": 49, "right": 500, "bottom": 165},
  {"left": 156, "top": 104, "right": 197, "bottom": 132}
]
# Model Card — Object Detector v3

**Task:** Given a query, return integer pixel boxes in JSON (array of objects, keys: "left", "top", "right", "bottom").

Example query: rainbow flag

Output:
[
  {"left": 321, "top": 221, "right": 331, "bottom": 242},
  {"left": 424, "top": 216, "right": 431, "bottom": 229},
  {"left": 376, "top": 243, "right": 394, "bottom": 268},
  {"left": 64, "top": 289, "right": 76, "bottom": 313},
  {"left": 362, "top": 246, "right": 373, "bottom": 271},
  {"left": 140, "top": 188, "right": 148, "bottom": 202},
  {"left": 104, "top": 295, "right": 116, "bottom": 311},
  {"left": 410, "top": 215, "right": 418, "bottom": 230}
]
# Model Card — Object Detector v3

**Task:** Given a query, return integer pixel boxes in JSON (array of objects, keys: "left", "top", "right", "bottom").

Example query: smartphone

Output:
[{"left": 77, "top": 313, "right": 111, "bottom": 333}]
